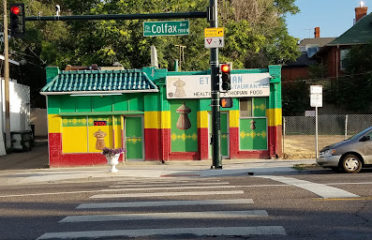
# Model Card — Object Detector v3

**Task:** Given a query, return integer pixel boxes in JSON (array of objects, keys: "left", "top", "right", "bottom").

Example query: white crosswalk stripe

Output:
[
  {"left": 77, "top": 199, "right": 254, "bottom": 209},
  {"left": 109, "top": 181, "right": 230, "bottom": 188},
  {"left": 90, "top": 190, "right": 244, "bottom": 199},
  {"left": 37, "top": 226, "right": 286, "bottom": 239},
  {"left": 37, "top": 177, "right": 287, "bottom": 239},
  {"left": 60, "top": 210, "right": 269, "bottom": 223}
]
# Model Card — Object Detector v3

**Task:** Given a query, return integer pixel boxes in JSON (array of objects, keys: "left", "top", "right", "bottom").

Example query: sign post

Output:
[
  {"left": 310, "top": 85, "right": 323, "bottom": 160},
  {"left": 208, "top": 0, "right": 222, "bottom": 169}
]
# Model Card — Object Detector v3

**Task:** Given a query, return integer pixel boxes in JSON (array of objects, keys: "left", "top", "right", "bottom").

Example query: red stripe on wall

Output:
[
  {"left": 268, "top": 125, "right": 282, "bottom": 158},
  {"left": 48, "top": 133, "right": 126, "bottom": 167},
  {"left": 49, "top": 133, "right": 62, "bottom": 167},
  {"left": 198, "top": 128, "right": 209, "bottom": 160},
  {"left": 50, "top": 153, "right": 125, "bottom": 167},
  {"left": 229, "top": 127, "right": 239, "bottom": 158},
  {"left": 144, "top": 129, "right": 162, "bottom": 161}
]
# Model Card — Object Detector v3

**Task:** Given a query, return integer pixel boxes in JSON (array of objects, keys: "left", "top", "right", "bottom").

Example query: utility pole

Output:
[
  {"left": 209, "top": 0, "right": 222, "bottom": 168},
  {"left": 3, "top": 0, "right": 11, "bottom": 150}
]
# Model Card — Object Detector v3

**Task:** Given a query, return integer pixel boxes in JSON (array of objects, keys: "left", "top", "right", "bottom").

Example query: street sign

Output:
[
  {"left": 143, "top": 21, "right": 189, "bottom": 36},
  {"left": 205, "top": 37, "right": 224, "bottom": 48},
  {"left": 204, "top": 27, "right": 224, "bottom": 48},
  {"left": 310, "top": 85, "right": 323, "bottom": 107},
  {"left": 204, "top": 27, "right": 224, "bottom": 37}
]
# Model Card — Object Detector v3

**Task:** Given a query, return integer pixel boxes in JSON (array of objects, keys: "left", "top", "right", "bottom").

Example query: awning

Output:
[{"left": 41, "top": 69, "right": 158, "bottom": 95}]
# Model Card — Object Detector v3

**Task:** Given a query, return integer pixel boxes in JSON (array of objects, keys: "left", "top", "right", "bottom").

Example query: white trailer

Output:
[{"left": 0, "top": 78, "right": 33, "bottom": 152}]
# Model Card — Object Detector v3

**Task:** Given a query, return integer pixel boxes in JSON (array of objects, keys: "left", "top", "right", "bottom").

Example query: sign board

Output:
[
  {"left": 204, "top": 28, "right": 224, "bottom": 37},
  {"left": 143, "top": 21, "right": 189, "bottom": 36},
  {"left": 310, "top": 85, "right": 323, "bottom": 107},
  {"left": 94, "top": 121, "right": 107, "bottom": 126},
  {"left": 305, "top": 110, "right": 316, "bottom": 117},
  {"left": 166, "top": 73, "right": 271, "bottom": 99},
  {"left": 205, "top": 37, "right": 224, "bottom": 48},
  {"left": 204, "top": 27, "right": 224, "bottom": 48}
]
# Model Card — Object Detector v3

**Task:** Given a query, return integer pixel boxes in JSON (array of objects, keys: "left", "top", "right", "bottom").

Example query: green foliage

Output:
[
  {"left": 282, "top": 81, "right": 309, "bottom": 116},
  {"left": 328, "top": 43, "right": 372, "bottom": 112},
  {"left": 3, "top": 0, "right": 300, "bottom": 107}
]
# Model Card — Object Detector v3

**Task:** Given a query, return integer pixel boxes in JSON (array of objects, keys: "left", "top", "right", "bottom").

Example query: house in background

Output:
[
  {"left": 281, "top": 30, "right": 334, "bottom": 82},
  {"left": 314, "top": 2, "right": 372, "bottom": 79},
  {"left": 282, "top": 2, "right": 371, "bottom": 83}
]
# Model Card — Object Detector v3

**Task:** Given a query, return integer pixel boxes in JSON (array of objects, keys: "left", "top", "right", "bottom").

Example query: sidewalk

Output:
[{"left": 0, "top": 139, "right": 316, "bottom": 186}]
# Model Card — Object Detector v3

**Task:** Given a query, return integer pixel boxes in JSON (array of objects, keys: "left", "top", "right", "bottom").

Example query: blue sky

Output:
[{"left": 286, "top": 0, "right": 371, "bottom": 40}]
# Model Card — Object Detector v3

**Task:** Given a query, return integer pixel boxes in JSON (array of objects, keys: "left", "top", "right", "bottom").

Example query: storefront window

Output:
[
  {"left": 239, "top": 97, "right": 268, "bottom": 150},
  {"left": 240, "top": 98, "right": 253, "bottom": 117}
]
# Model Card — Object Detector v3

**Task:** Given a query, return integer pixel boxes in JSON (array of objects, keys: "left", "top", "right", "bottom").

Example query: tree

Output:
[{"left": 2, "top": 0, "right": 300, "bottom": 107}]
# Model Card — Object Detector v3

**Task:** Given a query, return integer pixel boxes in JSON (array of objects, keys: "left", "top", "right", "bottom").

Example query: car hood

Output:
[{"left": 321, "top": 139, "right": 353, "bottom": 151}]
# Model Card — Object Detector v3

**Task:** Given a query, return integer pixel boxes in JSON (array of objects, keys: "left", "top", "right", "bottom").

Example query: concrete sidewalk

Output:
[
  {"left": 0, "top": 138, "right": 316, "bottom": 186},
  {"left": 0, "top": 158, "right": 316, "bottom": 186}
]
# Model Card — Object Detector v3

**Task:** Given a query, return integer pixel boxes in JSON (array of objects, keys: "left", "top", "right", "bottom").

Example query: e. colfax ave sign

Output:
[{"left": 143, "top": 20, "right": 189, "bottom": 36}]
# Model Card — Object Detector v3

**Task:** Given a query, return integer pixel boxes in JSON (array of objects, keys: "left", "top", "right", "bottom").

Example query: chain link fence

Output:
[{"left": 282, "top": 114, "right": 372, "bottom": 159}]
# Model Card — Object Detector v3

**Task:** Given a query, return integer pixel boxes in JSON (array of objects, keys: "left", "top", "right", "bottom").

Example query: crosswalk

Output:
[{"left": 36, "top": 177, "right": 286, "bottom": 239}]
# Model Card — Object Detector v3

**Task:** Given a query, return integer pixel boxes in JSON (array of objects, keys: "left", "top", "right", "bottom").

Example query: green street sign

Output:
[{"left": 143, "top": 21, "right": 189, "bottom": 37}]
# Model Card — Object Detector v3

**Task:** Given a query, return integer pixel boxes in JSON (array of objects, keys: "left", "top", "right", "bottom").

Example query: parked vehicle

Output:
[{"left": 317, "top": 126, "right": 372, "bottom": 173}]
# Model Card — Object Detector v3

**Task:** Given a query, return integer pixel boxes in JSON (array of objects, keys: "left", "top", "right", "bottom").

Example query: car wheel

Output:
[{"left": 341, "top": 154, "right": 362, "bottom": 173}]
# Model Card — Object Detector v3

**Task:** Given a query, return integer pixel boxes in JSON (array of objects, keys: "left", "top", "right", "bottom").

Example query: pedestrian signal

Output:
[{"left": 220, "top": 98, "right": 233, "bottom": 108}]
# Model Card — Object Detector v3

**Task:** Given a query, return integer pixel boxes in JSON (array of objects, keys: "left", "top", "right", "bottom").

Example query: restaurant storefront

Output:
[{"left": 41, "top": 65, "right": 282, "bottom": 166}]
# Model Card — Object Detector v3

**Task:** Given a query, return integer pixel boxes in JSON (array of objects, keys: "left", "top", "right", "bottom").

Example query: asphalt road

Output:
[{"left": 0, "top": 170, "right": 371, "bottom": 240}]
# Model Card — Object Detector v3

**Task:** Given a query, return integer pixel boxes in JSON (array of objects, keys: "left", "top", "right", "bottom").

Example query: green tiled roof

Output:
[
  {"left": 328, "top": 12, "right": 372, "bottom": 46},
  {"left": 41, "top": 69, "right": 158, "bottom": 95}
]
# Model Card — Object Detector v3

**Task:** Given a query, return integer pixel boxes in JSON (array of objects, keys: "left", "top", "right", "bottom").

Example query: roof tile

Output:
[{"left": 41, "top": 69, "right": 158, "bottom": 95}]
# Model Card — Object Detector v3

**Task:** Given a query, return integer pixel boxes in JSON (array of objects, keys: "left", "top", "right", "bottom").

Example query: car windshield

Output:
[{"left": 348, "top": 127, "right": 372, "bottom": 141}]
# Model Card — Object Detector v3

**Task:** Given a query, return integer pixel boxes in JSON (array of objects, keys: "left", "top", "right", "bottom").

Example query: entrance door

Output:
[
  {"left": 208, "top": 112, "right": 229, "bottom": 158},
  {"left": 125, "top": 116, "right": 144, "bottom": 161}
]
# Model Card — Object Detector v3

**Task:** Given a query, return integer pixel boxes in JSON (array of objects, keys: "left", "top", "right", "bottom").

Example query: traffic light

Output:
[
  {"left": 10, "top": 3, "right": 25, "bottom": 38},
  {"left": 220, "top": 98, "right": 233, "bottom": 108},
  {"left": 220, "top": 63, "right": 231, "bottom": 92}
]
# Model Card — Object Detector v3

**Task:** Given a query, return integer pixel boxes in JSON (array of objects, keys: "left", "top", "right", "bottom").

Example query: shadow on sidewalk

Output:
[{"left": 0, "top": 138, "right": 49, "bottom": 170}]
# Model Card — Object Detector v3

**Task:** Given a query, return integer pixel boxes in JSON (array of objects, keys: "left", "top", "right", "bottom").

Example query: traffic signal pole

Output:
[
  {"left": 209, "top": 0, "right": 222, "bottom": 169},
  {"left": 3, "top": 0, "right": 11, "bottom": 150}
]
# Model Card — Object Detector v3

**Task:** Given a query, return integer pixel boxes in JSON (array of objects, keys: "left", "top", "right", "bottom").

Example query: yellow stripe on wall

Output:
[
  {"left": 144, "top": 111, "right": 171, "bottom": 129},
  {"left": 48, "top": 114, "right": 62, "bottom": 133},
  {"left": 144, "top": 111, "right": 160, "bottom": 128},
  {"left": 161, "top": 111, "right": 171, "bottom": 129},
  {"left": 197, "top": 111, "right": 208, "bottom": 128},
  {"left": 229, "top": 110, "right": 239, "bottom": 128},
  {"left": 267, "top": 108, "right": 282, "bottom": 126}
]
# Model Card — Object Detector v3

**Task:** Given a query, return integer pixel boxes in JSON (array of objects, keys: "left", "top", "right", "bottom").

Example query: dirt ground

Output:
[{"left": 283, "top": 135, "right": 346, "bottom": 159}]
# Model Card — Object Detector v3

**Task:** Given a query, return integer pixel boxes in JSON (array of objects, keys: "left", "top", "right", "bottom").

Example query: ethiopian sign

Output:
[{"left": 166, "top": 73, "right": 271, "bottom": 99}]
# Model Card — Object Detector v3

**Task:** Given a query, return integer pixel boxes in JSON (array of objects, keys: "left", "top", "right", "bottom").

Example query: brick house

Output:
[{"left": 314, "top": 3, "right": 372, "bottom": 79}]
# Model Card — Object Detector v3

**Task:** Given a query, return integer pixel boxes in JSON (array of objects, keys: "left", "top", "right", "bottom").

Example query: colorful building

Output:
[{"left": 41, "top": 65, "right": 282, "bottom": 167}]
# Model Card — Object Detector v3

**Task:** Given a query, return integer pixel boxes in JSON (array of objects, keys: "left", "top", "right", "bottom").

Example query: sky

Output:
[{"left": 286, "top": 0, "right": 371, "bottom": 40}]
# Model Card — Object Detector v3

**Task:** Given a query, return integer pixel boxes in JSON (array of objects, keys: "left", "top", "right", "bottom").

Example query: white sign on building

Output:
[{"left": 166, "top": 73, "right": 271, "bottom": 99}]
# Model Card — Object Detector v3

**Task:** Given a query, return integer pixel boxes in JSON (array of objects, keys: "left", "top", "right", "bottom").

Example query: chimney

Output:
[
  {"left": 355, "top": 1, "right": 368, "bottom": 22},
  {"left": 314, "top": 27, "right": 320, "bottom": 38}
]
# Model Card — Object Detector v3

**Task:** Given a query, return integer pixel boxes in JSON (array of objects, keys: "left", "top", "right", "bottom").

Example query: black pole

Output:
[
  {"left": 25, "top": 12, "right": 207, "bottom": 21},
  {"left": 209, "top": 0, "right": 222, "bottom": 169}
]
